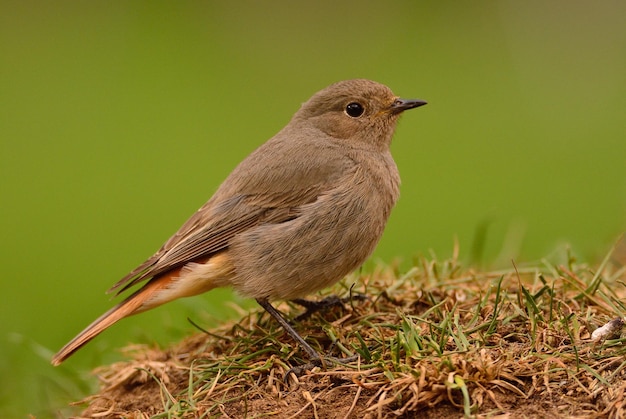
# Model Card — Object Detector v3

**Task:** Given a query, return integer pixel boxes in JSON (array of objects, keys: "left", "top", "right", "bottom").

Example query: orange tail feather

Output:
[
  {"left": 51, "top": 271, "right": 181, "bottom": 366},
  {"left": 52, "top": 254, "right": 231, "bottom": 366}
]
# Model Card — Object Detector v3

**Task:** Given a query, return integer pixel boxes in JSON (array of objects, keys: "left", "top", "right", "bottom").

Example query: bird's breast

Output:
[{"left": 228, "top": 149, "right": 400, "bottom": 301}]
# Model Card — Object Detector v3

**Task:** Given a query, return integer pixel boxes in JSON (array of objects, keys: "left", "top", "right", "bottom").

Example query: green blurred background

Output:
[{"left": 1, "top": 1, "right": 625, "bottom": 416}]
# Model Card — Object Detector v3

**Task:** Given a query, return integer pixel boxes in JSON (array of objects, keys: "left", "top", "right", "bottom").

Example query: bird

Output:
[{"left": 51, "top": 79, "right": 426, "bottom": 366}]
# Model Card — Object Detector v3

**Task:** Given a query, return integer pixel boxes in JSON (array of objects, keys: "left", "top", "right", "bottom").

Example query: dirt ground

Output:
[{"left": 70, "top": 258, "right": 626, "bottom": 418}]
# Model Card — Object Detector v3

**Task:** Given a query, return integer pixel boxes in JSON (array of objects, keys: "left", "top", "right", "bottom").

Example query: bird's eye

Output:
[{"left": 345, "top": 102, "right": 364, "bottom": 118}]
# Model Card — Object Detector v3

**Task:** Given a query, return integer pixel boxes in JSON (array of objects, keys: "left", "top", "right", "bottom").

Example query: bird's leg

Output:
[
  {"left": 256, "top": 298, "right": 322, "bottom": 363},
  {"left": 291, "top": 293, "right": 369, "bottom": 321},
  {"left": 257, "top": 296, "right": 372, "bottom": 378}
]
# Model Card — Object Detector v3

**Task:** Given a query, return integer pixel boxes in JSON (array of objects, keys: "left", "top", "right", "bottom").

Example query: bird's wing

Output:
[
  {"left": 108, "top": 197, "right": 287, "bottom": 294},
  {"left": 109, "top": 135, "right": 354, "bottom": 294}
]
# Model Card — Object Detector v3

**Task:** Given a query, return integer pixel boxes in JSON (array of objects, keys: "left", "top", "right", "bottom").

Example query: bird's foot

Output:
[
  {"left": 292, "top": 293, "right": 369, "bottom": 321},
  {"left": 285, "top": 352, "right": 363, "bottom": 379}
]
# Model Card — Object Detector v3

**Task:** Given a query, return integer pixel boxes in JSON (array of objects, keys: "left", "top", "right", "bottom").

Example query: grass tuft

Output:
[{"left": 69, "top": 251, "right": 626, "bottom": 418}]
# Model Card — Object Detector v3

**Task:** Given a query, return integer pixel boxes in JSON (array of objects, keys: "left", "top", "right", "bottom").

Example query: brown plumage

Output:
[{"left": 52, "top": 79, "right": 426, "bottom": 366}]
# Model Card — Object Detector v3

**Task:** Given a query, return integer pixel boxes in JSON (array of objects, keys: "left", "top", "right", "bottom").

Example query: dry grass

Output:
[{"left": 69, "top": 247, "right": 626, "bottom": 418}]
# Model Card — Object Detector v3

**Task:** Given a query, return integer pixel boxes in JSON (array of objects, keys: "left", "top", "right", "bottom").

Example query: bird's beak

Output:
[{"left": 388, "top": 98, "right": 427, "bottom": 114}]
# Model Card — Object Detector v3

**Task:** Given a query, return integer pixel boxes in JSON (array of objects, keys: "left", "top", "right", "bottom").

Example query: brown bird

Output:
[{"left": 51, "top": 79, "right": 426, "bottom": 366}]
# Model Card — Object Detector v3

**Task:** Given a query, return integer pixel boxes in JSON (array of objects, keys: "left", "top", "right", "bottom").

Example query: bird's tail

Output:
[
  {"left": 51, "top": 253, "right": 232, "bottom": 366},
  {"left": 51, "top": 275, "right": 169, "bottom": 366}
]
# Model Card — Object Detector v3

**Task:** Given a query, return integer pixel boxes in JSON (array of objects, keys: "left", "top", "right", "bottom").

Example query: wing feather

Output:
[{"left": 108, "top": 133, "right": 354, "bottom": 295}]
